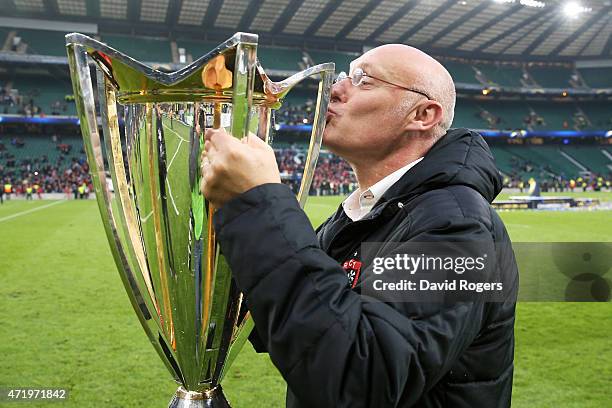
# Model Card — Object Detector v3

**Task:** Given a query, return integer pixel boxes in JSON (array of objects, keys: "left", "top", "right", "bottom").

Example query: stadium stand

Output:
[
  {"left": 308, "top": 50, "right": 357, "bottom": 72},
  {"left": 0, "top": 132, "right": 90, "bottom": 195},
  {"left": 1, "top": 17, "right": 612, "bottom": 197},
  {"left": 474, "top": 63, "right": 523, "bottom": 88},
  {"left": 257, "top": 47, "right": 303, "bottom": 72},
  {"left": 562, "top": 146, "right": 612, "bottom": 175},
  {"left": 453, "top": 99, "right": 489, "bottom": 129},
  {"left": 0, "top": 134, "right": 82, "bottom": 165},
  {"left": 527, "top": 64, "right": 573, "bottom": 88},
  {"left": 493, "top": 144, "right": 612, "bottom": 179},
  {"left": 488, "top": 146, "right": 523, "bottom": 177},
  {"left": 12, "top": 75, "right": 75, "bottom": 115},
  {"left": 442, "top": 60, "right": 477, "bottom": 84},
  {"left": 16, "top": 29, "right": 68, "bottom": 56},
  {"left": 0, "top": 28, "right": 9, "bottom": 49},
  {"left": 579, "top": 103, "right": 612, "bottom": 128},
  {"left": 522, "top": 146, "right": 584, "bottom": 177},
  {"left": 528, "top": 101, "right": 583, "bottom": 130},
  {"left": 578, "top": 67, "right": 612, "bottom": 88},
  {"left": 176, "top": 39, "right": 222, "bottom": 61},
  {"left": 482, "top": 100, "right": 529, "bottom": 130},
  {"left": 100, "top": 34, "right": 172, "bottom": 63}
]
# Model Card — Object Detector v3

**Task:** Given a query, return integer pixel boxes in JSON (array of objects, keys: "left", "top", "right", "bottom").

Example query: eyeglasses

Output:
[{"left": 335, "top": 67, "right": 432, "bottom": 100}]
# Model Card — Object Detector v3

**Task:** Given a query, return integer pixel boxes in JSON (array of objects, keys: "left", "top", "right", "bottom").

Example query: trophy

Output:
[{"left": 66, "top": 32, "right": 334, "bottom": 407}]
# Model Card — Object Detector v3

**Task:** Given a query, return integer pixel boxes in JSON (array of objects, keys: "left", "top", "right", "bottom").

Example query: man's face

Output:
[{"left": 323, "top": 49, "right": 418, "bottom": 161}]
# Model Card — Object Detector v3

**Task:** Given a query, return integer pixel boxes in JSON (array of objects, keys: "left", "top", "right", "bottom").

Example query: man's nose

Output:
[{"left": 330, "top": 79, "right": 348, "bottom": 103}]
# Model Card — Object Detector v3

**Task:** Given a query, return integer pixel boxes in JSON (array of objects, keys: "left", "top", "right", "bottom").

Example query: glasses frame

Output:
[{"left": 335, "top": 68, "right": 432, "bottom": 100}]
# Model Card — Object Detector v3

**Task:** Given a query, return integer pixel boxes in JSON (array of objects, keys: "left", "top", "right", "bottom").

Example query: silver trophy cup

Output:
[{"left": 66, "top": 32, "right": 334, "bottom": 407}]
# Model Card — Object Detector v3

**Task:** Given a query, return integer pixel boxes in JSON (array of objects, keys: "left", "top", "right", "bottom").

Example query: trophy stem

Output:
[{"left": 168, "top": 386, "right": 231, "bottom": 408}]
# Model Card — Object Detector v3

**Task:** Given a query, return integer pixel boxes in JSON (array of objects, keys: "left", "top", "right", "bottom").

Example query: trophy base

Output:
[{"left": 168, "top": 385, "right": 231, "bottom": 408}]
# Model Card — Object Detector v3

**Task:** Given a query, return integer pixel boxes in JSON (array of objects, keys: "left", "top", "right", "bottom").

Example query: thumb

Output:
[{"left": 208, "top": 128, "right": 234, "bottom": 149}]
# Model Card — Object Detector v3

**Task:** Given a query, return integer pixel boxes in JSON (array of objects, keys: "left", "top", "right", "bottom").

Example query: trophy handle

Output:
[{"left": 258, "top": 63, "right": 335, "bottom": 208}]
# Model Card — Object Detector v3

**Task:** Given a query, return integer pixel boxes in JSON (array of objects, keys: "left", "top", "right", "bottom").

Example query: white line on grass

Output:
[
  {"left": 163, "top": 123, "right": 189, "bottom": 143},
  {"left": 0, "top": 200, "right": 65, "bottom": 223}
]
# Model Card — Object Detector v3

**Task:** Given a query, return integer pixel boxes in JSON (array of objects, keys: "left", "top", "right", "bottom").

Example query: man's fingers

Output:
[
  {"left": 205, "top": 127, "right": 236, "bottom": 150},
  {"left": 203, "top": 140, "right": 215, "bottom": 158},
  {"left": 245, "top": 133, "right": 264, "bottom": 145},
  {"left": 245, "top": 133, "right": 272, "bottom": 152},
  {"left": 201, "top": 141, "right": 216, "bottom": 172},
  {"left": 200, "top": 162, "right": 215, "bottom": 193},
  {"left": 204, "top": 128, "right": 218, "bottom": 142},
  {"left": 200, "top": 156, "right": 211, "bottom": 171}
]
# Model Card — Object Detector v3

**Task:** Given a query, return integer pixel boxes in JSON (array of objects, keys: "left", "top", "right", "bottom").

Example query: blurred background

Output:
[{"left": 0, "top": 0, "right": 610, "bottom": 407}]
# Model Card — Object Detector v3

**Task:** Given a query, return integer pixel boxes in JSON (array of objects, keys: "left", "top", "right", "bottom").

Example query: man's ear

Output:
[{"left": 404, "top": 100, "right": 443, "bottom": 133}]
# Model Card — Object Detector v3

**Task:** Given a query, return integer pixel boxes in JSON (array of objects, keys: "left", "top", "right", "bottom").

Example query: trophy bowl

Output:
[{"left": 66, "top": 32, "right": 334, "bottom": 407}]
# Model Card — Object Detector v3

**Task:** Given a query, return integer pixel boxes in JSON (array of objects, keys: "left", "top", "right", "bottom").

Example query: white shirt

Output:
[{"left": 342, "top": 157, "right": 424, "bottom": 221}]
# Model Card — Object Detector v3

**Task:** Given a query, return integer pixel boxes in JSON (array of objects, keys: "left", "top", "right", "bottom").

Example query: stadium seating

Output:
[
  {"left": 528, "top": 65, "right": 573, "bottom": 89},
  {"left": 0, "top": 28, "right": 9, "bottom": 49},
  {"left": 308, "top": 50, "right": 357, "bottom": 72},
  {"left": 579, "top": 103, "right": 612, "bottom": 128},
  {"left": 0, "top": 134, "right": 82, "bottom": 167},
  {"left": 411, "top": 98, "right": 609, "bottom": 132},
  {"left": 100, "top": 34, "right": 172, "bottom": 63},
  {"left": 177, "top": 39, "right": 303, "bottom": 71},
  {"left": 528, "top": 101, "right": 579, "bottom": 130},
  {"left": 489, "top": 146, "right": 515, "bottom": 173},
  {"left": 4, "top": 26, "right": 612, "bottom": 94},
  {"left": 500, "top": 145, "right": 584, "bottom": 177},
  {"left": 257, "top": 47, "right": 303, "bottom": 72},
  {"left": 453, "top": 99, "right": 489, "bottom": 129},
  {"left": 441, "top": 60, "right": 477, "bottom": 84},
  {"left": 562, "top": 146, "right": 612, "bottom": 175},
  {"left": 16, "top": 29, "right": 69, "bottom": 56},
  {"left": 483, "top": 100, "right": 530, "bottom": 130},
  {"left": 8, "top": 75, "right": 76, "bottom": 116},
  {"left": 524, "top": 145, "right": 584, "bottom": 176},
  {"left": 578, "top": 67, "right": 612, "bottom": 88},
  {"left": 474, "top": 63, "right": 523, "bottom": 88},
  {"left": 175, "top": 39, "right": 223, "bottom": 61}
]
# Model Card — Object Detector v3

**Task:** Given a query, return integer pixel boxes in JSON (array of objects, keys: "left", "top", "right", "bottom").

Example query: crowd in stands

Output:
[
  {"left": 274, "top": 145, "right": 356, "bottom": 195},
  {"left": 274, "top": 99, "right": 611, "bottom": 133},
  {"left": 0, "top": 134, "right": 93, "bottom": 200},
  {"left": 476, "top": 105, "right": 603, "bottom": 131},
  {"left": 523, "top": 109, "right": 546, "bottom": 130},
  {"left": 275, "top": 100, "right": 316, "bottom": 126},
  {"left": 277, "top": 145, "right": 611, "bottom": 196},
  {"left": 1, "top": 133, "right": 610, "bottom": 201},
  {"left": 502, "top": 174, "right": 610, "bottom": 193},
  {"left": 3, "top": 77, "right": 611, "bottom": 133},
  {"left": 501, "top": 152, "right": 610, "bottom": 193},
  {"left": 1, "top": 81, "right": 72, "bottom": 116}
]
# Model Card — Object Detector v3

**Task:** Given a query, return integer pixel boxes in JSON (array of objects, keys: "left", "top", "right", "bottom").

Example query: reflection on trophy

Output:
[{"left": 65, "top": 32, "right": 334, "bottom": 407}]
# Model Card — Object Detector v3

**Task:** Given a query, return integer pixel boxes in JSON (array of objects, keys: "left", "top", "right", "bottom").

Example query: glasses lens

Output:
[
  {"left": 335, "top": 71, "right": 347, "bottom": 84},
  {"left": 351, "top": 68, "right": 363, "bottom": 86}
]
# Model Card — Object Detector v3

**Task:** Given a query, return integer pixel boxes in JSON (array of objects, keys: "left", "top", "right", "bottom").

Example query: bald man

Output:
[{"left": 201, "top": 44, "right": 518, "bottom": 407}]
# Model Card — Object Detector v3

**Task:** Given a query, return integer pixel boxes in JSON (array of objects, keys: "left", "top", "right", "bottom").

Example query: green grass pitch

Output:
[{"left": 0, "top": 193, "right": 610, "bottom": 407}]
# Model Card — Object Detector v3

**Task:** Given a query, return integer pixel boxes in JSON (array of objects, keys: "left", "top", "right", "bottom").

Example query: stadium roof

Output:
[{"left": 1, "top": 0, "right": 611, "bottom": 61}]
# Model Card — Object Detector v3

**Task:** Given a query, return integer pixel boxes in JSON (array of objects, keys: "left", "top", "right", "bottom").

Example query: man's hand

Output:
[{"left": 200, "top": 128, "right": 281, "bottom": 207}]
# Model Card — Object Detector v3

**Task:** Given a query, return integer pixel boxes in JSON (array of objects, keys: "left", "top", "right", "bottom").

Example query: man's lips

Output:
[{"left": 326, "top": 108, "right": 339, "bottom": 123}]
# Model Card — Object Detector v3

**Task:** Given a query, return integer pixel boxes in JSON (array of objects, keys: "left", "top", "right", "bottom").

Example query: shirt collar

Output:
[{"left": 342, "top": 157, "right": 423, "bottom": 221}]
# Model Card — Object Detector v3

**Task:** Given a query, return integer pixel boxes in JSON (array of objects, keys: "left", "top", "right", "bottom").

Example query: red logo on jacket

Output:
[{"left": 342, "top": 258, "right": 362, "bottom": 289}]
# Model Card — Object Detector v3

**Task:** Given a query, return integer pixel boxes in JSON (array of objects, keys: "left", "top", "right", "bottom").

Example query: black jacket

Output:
[{"left": 214, "top": 128, "right": 518, "bottom": 407}]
